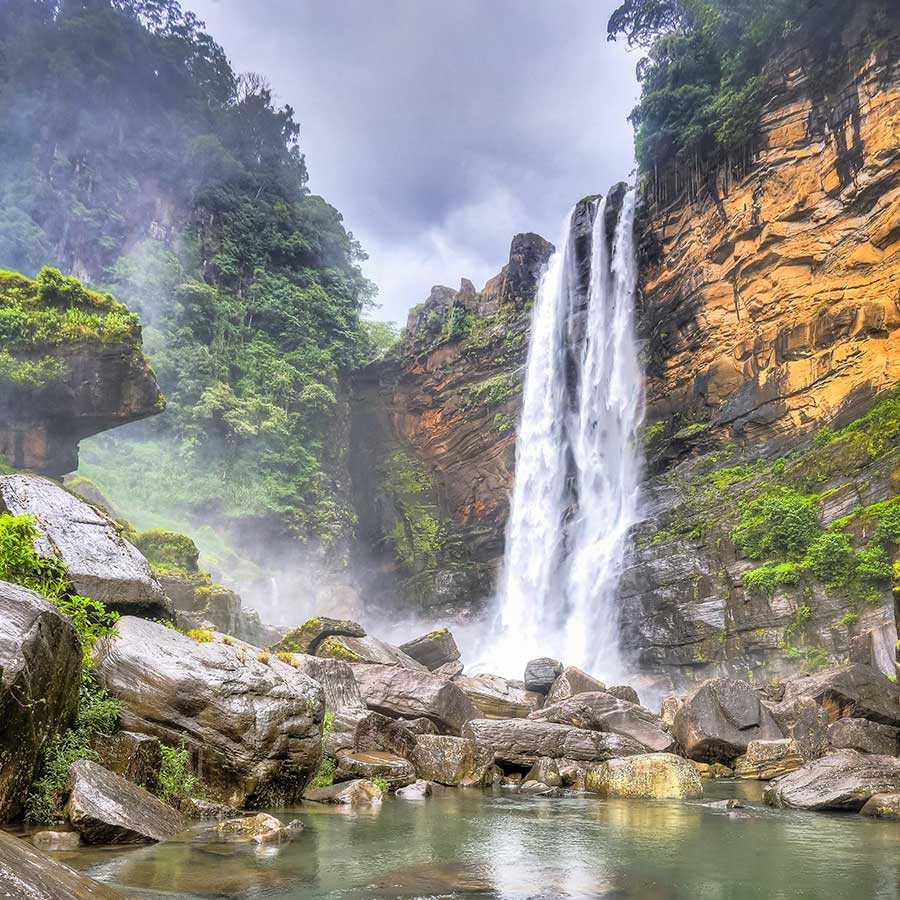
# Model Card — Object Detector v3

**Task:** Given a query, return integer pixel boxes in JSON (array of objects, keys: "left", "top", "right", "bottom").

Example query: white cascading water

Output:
[{"left": 486, "top": 188, "right": 643, "bottom": 682}]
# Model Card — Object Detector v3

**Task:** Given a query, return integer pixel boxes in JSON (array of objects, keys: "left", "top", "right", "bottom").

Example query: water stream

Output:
[{"left": 487, "top": 189, "right": 643, "bottom": 681}]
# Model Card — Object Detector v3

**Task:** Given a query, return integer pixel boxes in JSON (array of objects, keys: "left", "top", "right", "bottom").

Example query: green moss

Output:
[
  {"left": 643, "top": 420, "right": 666, "bottom": 446},
  {"left": 742, "top": 562, "right": 803, "bottom": 596},
  {"left": 133, "top": 529, "right": 200, "bottom": 575},
  {"left": 316, "top": 635, "right": 362, "bottom": 661},
  {"left": 463, "top": 373, "right": 519, "bottom": 409},
  {"left": 731, "top": 488, "right": 820, "bottom": 560}
]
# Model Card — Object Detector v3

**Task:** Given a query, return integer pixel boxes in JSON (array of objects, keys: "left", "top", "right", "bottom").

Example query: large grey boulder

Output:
[
  {"left": 94, "top": 617, "right": 325, "bottom": 806},
  {"left": 353, "top": 711, "right": 418, "bottom": 758},
  {"left": 763, "top": 750, "right": 900, "bottom": 811},
  {"left": 453, "top": 673, "right": 542, "bottom": 719},
  {"left": 0, "top": 475, "right": 169, "bottom": 618},
  {"left": 524, "top": 658, "right": 563, "bottom": 694},
  {"left": 546, "top": 666, "right": 607, "bottom": 704},
  {"left": 334, "top": 750, "right": 415, "bottom": 788},
  {"left": 409, "top": 735, "right": 485, "bottom": 786},
  {"left": 303, "top": 779, "right": 383, "bottom": 805},
  {"left": 766, "top": 696, "right": 830, "bottom": 760},
  {"left": 0, "top": 828, "right": 123, "bottom": 898},
  {"left": 92, "top": 731, "right": 162, "bottom": 793},
  {"left": 399, "top": 628, "right": 461, "bottom": 671},
  {"left": 318, "top": 634, "right": 426, "bottom": 669},
  {"left": 352, "top": 664, "right": 478, "bottom": 733},
  {"left": 829, "top": 718, "right": 899, "bottom": 756},
  {"left": 585, "top": 753, "right": 703, "bottom": 800},
  {"left": 671, "top": 678, "right": 782, "bottom": 763},
  {"left": 782, "top": 665, "right": 900, "bottom": 727},
  {"left": 272, "top": 617, "right": 366, "bottom": 655},
  {"left": 733, "top": 739, "right": 803, "bottom": 779},
  {"left": 462, "top": 718, "right": 646, "bottom": 767},
  {"left": 529, "top": 692, "right": 675, "bottom": 753},
  {"left": 290, "top": 654, "right": 366, "bottom": 711},
  {"left": 65, "top": 760, "right": 187, "bottom": 843},
  {"left": 0, "top": 580, "right": 81, "bottom": 822}
]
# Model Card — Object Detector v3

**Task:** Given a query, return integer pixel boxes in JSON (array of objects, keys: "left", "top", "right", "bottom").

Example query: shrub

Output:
[
  {"left": 133, "top": 529, "right": 200, "bottom": 575},
  {"left": 372, "top": 776, "right": 389, "bottom": 797},
  {"left": 742, "top": 562, "right": 803, "bottom": 595},
  {"left": 156, "top": 743, "right": 199, "bottom": 805},
  {"left": 873, "top": 503, "right": 900, "bottom": 547},
  {"left": 803, "top": 532, "right": 856, "bottom": 586},
  {"left": 187, "top": 628, "right": 213, "bottom": 643},
  {"left": 311, "top": 711, "right": 336, "bottom": 788},
  {"left": 732, "top": 488, "right": 820, "bottom": 560},
  {"left": 855, "top": 545, "right": 893, "bottom": 584}
]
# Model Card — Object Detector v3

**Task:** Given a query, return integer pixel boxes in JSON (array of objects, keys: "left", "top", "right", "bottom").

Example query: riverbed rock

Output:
[
  {"left": 585, "top": 753, "right": 703, "bottom": 800},
  {"left": 335, "top": 750, "right": 415, "bottom": 788},
  {"left": 66, "top": 760, "right": 187, "bottom": 844},
  {"left": 218, "top": 813, "right": 291, "bottom": 844},
  {"left": 781, "top": 664, "right": 900, "bottom": 727},
  {"left": 529, "top": 692, "right": 676, "bottom": 753},
  {"left": 733, "top": 739, "right": 804, "bottom": 779},
  {"left": 92, "top": 731, "right": 162, "bottom": 792},
  {"left": 31, "top": 831, "right": 81, "bottom": 851},
  {"left": 766, "top": 696, "right": 831, "bottom": 760},
  {"left": 273, "top": 617, "right": 366, "bottom": 655},
  {"left": 453, "top": 673, "right": 541, "bottom": 719},
  {"left": 672, "top": 678, "right": 782, "bottom": 763},
  {"left": 396, "top": 779, "right": 432, "bottom": 799},
  {"left": 462, "top": 718, "right": 646, "bottom": 767},
  {"left": 860, "top": 792, "right": 900, "bottom": 819},
  {"left": 399, "top": 628, "right": 461, "bottom": 671},
  {"left": 0, "top": 475, "right": 170, "bottom": 618},
  {"left": 0, "top": 579, "right": 81, "bottom": 822},
  {"left": 660, "top": 695, "right": 683, "bottom": 726},
  {"left": 525, "top": 757, "right": 562, "bottom": 787},
  {"left": 0, "top": 828, "right": 122, "bottom": 898},
  {"left": 291, "top": 654, "right": 365, "bottom": 711},
  {"left": 828, "top": 718, "right": 900, "bottom": 756},
  {"left": 607, "top": 685, "right": 641, "bottom": 706},
  {"left": 545, "top": 667, "right": 607, "bottom": 704},
  {"left": 303, "top": 778, "right": 383, "bottom": 805},
  {"left": 93, "top": 617, "right": 325, "bottom": 806},
  {"left": 180, "top": 798, "right": 237, "bottom": 819},
  {"left": 400, "top": 717, "right": 440, "bottom": 735},
  {"left": 326, "top": 708, "right": 369, "bottom": 756},
  {"left": 524, "top": 658, "right": 564, "bottom": 694},
  {"left": 318, "top": 634, "right": 427, "bottom": 669},
  {"left": 689, "top": 761, "right": 734, "bottom": 779},
  {"left": 354, "top": 711, "right": 418, "bottom": 758},
  {"left": 408, "top": 734, "right": 484, "bottom": 786},
  {"left": 763, "top": 751, "right": 900, "bottom": 811},
  {"left": 352, "top": 664, "right": 478, "bottom": 733}
]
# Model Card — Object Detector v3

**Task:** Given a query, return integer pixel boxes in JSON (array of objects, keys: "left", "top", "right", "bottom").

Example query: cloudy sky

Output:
[{"left": 190, "top": 0, "right": 640, "bottom": 324}]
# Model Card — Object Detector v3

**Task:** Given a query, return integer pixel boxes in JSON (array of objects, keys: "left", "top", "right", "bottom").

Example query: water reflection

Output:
[{"left": 60, "top": 787, "right": 900, "bottom": 899}]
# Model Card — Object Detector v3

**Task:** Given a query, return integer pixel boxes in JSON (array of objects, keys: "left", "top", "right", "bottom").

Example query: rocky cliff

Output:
[{"left": 351, "top": 14, "right": 900, "bottom": 691}]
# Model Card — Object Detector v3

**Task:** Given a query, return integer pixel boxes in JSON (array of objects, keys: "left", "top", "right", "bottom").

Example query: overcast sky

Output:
[{"left": 190, "top": 0, "right": 640, "bottom": 324}]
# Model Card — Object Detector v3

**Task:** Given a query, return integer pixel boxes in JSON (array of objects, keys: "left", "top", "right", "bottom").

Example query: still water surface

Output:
[{"left": 61, "top": 782, "right": 900, "bottom": 899}]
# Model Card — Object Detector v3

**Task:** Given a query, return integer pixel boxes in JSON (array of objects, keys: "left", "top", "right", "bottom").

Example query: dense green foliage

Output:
[
  {"left": 0, "top": 0, "right": 378, "bottom": 545},
  {"left": 156, "top": 743, "right": 200, "bottom": 804},
  {"left": 607, "top": 0, "right": 894, "bottom": 176},
  {"left": 310, "top": 710, "right": 336, "bottom": 788},
  {"left": 133, "top": 528, "right": 200, "bottom": 575}
]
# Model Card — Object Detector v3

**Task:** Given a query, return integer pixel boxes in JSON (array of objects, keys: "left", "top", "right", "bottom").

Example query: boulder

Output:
[
  {"left": 462, "top": 718, "right": 646, "bottom": 767},
  {"left": 828, "top": 718, "right": 899, "bottom": 756},
  {"left": 326, "top": 708, "right": 370, "bottom": 756},
  {"left": 0, "top": 475, "right": 169, "bottom": 618},
  {"left": 434, "top": 660, "right": 465, "bottom": 678},
  {"left": 396, "top": 779, "right": 432, "bottom": 799},
  {"left": 781, "top": 664, "right": 900, "bottom": 727},
  {"left": 400, "top": 717, "right": 440, "bottom": 735},
  {"left": 689, "top": 761, "right": 734, "bottom": 779},
  {"left": 92, "top": 731, "right": 162, "bottom": 792},
  {"left": 0, "top": 579, "right": 81, "bottom": 822},
  {"left": 399, "top": 628, "right": 461, "bottom": 671},
  {"left": 409, "top": 735, "right": 484, "bottom": 786},
  {"left": 546, "top": 667, "right": 607, "bottom": 704},
  {"left": 0, "top": 828, "right": 122, "bottom": 899},
  {"left": 354, "top": 711, "right": 418, "bottom": 758},
  {"left": 660, "top": 695, "right": 683, "bottom": 727},
  {"left": 453, "top": 673, "right": 542, "bottom": 719},
  {"left": 585, "top": 753, "right": 703, "bottom": 800},
  {"left": 733, "top": 739, "right": 804, "bottom": 779},
  {"left": 218, "top": 813, "right": 291, "bottom": 844},
  {"left": 529, "top": 692, "right": 676, "bottom": 753},
  {"left": 860, "top": 792, "right": 900, "bottom": 818},
  {"left": 180, "top": 798, "right": 237, "bottom": 819},
  {"left": 290, "top": 654, "right": 365, "bottom": 711},
  {"left": 318, "top": 635, "right": 426, "bottom": 669},
  {"left": 272, "top": 617, "right": 366, "bottom": 655},
  {"left": 65, "top": 760, "right": 187, "bottom": 844},
  {"left": 766, "top": 696, "right": 830, "bottom": 760},
  {"left": 671, "top": 678, "right": 782, "bottom": 763},
  {"left": 607, "top": 685, "right": 641, "bottom": 706},
  {"left": 763, "top": 751, "right": 900, "bottom": 811},
  {"left": 31, "top": 831, "right": 81, "bottom": 851},
  {"left": 93, "top": 617, "right": 325, "bottom": 806},
  {"left": 352, "top": 664, "right": 478, "bottom": 733},
  {"left": 525, "top": 757, "right": 562, "bottom": 787},
  {"left": 302, "top": 778, "right": 383, "bottom": 805},
  {"left": 519, "top": 780, "right": 561, "bottom": 797},
  {"left": 334, "top": 750, "right": 415, "bottom": 788},
  {"left": 524, "top": 658, "right": 564, "bottom": 694}
]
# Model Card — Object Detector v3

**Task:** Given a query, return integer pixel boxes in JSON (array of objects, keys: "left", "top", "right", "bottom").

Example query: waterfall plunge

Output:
[{"left": 487, "top": 189, "right": 643, "bottom": 682}]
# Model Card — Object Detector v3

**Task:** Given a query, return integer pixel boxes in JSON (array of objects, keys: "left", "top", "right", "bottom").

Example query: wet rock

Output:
[
  {"left": 334, "top": 750, "right": 416, "bottom": 788},
  {"left": 828, "top": 718, "right": 899, "bottom": 756},
  {"left": 704, "top": 799, "right": 745, "bottom": 810},
  {"left": 401, "top": 717, "right": 440, "bottom": 735},
  {"left": 672, "top": 678, "right": 782, "bottom": 763},
  {"left": 302, "top": 778, "right": 383, "bottom": 805},
  {"left": 272, "top": 616, "right": 366, "bottom": 655},
  {"left": 520, "top": 780, "right": 561, "bottom": 797},
  {"left": 291, "top": 654, "right": 365, "bottom": 711},
  {"left": 66, "top": 760, "right": 187, "bottom": 844},
  {"left": 0, "top": 475, "right": 170, "bottom": 618},
  {"left": 0, "top": 828, "right": 122, "bottom": 898},
  {"left": 781, "top": 664, "right": 900, "bottom": 727},
  {"left": 92, "top": 731, "right": 162, "bottom": 792},
  {"left": 860, "top": 792, "right": 900, "bottom": 819},
  {"left": 689, "top": 761, "right": 734, "bottom": 779},
  {"left": 766, "top": 696, "right": 830, "bottom": 760},
  {"left": 31, "top": 830, "right": 81, "bottom": 851},
  {"left": 462, "top": 718, "right": 646, "bottom": 767},
  {"left": 524, "top": 658, "right": 564, "bottom": 694},
  {"left": 326, "top": 708, "right": 370, "bottom": 756},
  {"left": 660, "top": 695, "right": 683, "bottom": 726},
  {"left": 180, "top": 797, "right": 237, "bottom": 819},
  {"left": 733, "top": 739, "right": 804, "bottom": 779},
  {"left": 94, "top": 617, "right": 325, "bottom": 806},
  {"left": 585, "top": 753, "right": 703, "bottom": 800},
  {"left": 763, "top": 751, "right": 900, "bottom": 811},
  {"left": 396, "top": 779, "right": 433, "bottom": 799},
  {"left": 399, "top": 628, "right": 461, "bottom": 671},
  {"left": 409, "top": 734, "right": 484, "bottom": 786},
  {"left": 558, "top": 763, "right": 587, "bottom": 789},
  {"left": 0, "top": 580, "right": 81, "bottom": 822},
  {"left": 354, "top": 711, "right": 419, "bottom": 757},
  {"left": 352, "top": 664, "right": 479, "bottom": 733},
  {"left": 318, "top": 635, "right": 426, "bottom": 669},
  {"left": 545, "top": 666, "right": 607, "bottom": 704},
  {"left": 434, "top": 660, "right": 465, "bottom": 678},
  {"left": 453, "top": 673, "right": 542, "bottom": 719},
  {"left": 607, "top": 685, "right": 641, "bottom": 706},
  {"left": 525, "top": 757, "right": 562, "bottom": 787},
  {"left": 529, "top": 692, "right": 676, "bottom": 753},
  {"left": 218, "top": 813, "right": 291, "bottom": 844}
]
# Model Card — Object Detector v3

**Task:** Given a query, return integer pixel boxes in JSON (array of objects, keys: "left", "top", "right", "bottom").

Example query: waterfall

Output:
[{"left": 487, "top": 189, "right": 643, "bottom": 682}]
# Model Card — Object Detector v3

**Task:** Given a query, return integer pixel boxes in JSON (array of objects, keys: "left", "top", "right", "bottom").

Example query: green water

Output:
[{"left": 57, "top": 782, "right": 900, "bottom": 899}]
